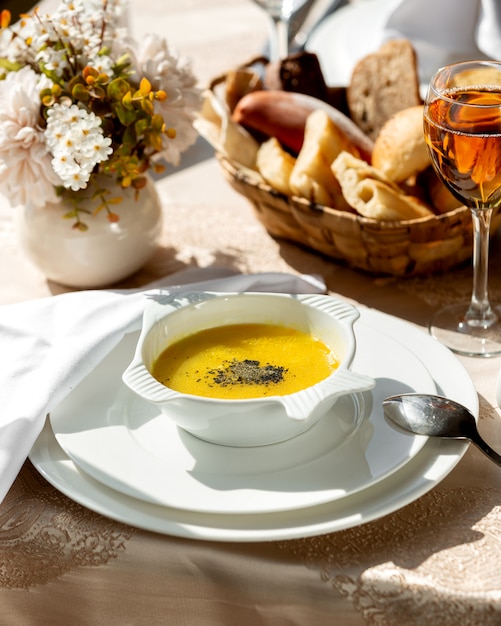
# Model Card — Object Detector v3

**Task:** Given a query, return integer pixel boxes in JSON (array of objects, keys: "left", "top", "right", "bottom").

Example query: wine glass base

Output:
[{"left": 429, "top": 302, "right": 501, "bottom": 357}]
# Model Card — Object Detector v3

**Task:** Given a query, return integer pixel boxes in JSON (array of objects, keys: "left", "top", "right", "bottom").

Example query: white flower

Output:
[
  {"left": 0, "top": 0, "right": 200, "bottom": 227},
  {"left": 36, "top": 47, "right": 70, "bottom": 78},
  {"left": 46, "top": 104, "right": 112, "bottom": 190},
  {"left": 130, "top": 33, "right": 202, "bottom": 165},
  {"left": 0, "top": 67, "right": 61, "bottom": 207},
  {"left": 7, "top": 0, "right": 128, "bottom": 80}
]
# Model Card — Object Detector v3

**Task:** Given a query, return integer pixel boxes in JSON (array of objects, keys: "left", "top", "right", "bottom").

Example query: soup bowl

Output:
[{"left": 122, "top": 291, "right": 375, "bottom": 446}]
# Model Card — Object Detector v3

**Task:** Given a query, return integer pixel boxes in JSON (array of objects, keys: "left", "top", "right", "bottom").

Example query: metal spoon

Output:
[{"left": 383, "top": 393, "right": 501, "bottom": 467}]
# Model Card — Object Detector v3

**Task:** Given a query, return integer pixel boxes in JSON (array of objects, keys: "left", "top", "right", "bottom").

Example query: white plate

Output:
[
  {"left": 306, "top": 0, "right": 399, "bottom": 86},
  {"left": 30, "top": 307, "right": 477, "bottom": 542},
  {"left": 49, "top": 322, "right": 435, "bottom": 514},
  {"left": 307, "top": 0, "right": 487, "bottom": 93}
]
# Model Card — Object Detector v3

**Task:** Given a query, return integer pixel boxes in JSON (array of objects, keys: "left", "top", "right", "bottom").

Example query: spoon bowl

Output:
[{"left": 383, "top": 393, "right": 501, "bottom": 467}]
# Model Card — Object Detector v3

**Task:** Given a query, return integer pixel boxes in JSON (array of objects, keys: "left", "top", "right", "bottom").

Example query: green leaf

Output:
[
  {"left": 122, "top": 91, "right": 133, "bottom": 111},
  {"left": 92, "top": 202, "right": 106, "bottom": 215},
  {"left": 114, "top": 53, "right": 130, "bottom": 67},
  {"left": 72, "top": 83, "right": 90, "bottom": 102},
  {"left": 97, "top": 46, "right": 111, "bottom": 57},
  {"left": 140, "top": 99, "right": 154, "bottom": 115},
  {"left": 151, "top": 114, "right": 164, "bottom": 132},
  {"left": 123, "top": 123, "right": 137, "bottom": 147},
  {"left": 107, "top": 77, "right": 131, "bottom": 102},
  {"left": 149, "top": 131, "right": 163, "bottom": 152},
  {"left": 115, "top": 103, "right": 136, "bottom": 126},
  {"left": 139, "top": 77, "right": 151, "bottom": 96},
  {"left": 0, "top": 59, "right": 22, "bottom": 72},
  {"left": 135, "top": 117, "right": 149, "bottom": 137},
  {"left": 68, "top": 75, "right": 85, "bottom": 90}
]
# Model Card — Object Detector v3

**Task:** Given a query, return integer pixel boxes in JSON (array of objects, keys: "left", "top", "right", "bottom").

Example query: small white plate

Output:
[
  {"left": 30, "top": 306, "right": 477, "bottom": 542},
  {"left": 50, "top": 321, "right": 434, "bottom": 514}
]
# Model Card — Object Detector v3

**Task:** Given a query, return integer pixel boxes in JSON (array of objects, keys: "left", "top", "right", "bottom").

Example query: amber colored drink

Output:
[{"left": 424, "top": 88, "right": 501, "bottom": 209}]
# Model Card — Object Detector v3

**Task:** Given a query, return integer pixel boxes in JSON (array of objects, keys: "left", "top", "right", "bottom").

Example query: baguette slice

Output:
[
  {"left": 332, "top": 152, "right": 433, "bottom": 220},
  {"left": 257, "top": 137, "right": 296, "bottom": 196},
  {"left": 289, "top": 109, "right": 356, "bottom": 209},
  {"left": 347, "top": 39, "right": 422, "bottom": 140}
]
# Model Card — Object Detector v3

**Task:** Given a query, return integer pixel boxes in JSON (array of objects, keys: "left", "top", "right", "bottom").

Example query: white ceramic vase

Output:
[{"left": 15, "top": 174, "right": 163, "bottom": 288}]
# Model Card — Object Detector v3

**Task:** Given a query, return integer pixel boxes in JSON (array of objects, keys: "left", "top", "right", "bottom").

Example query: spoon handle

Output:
[{"left": 468, "top": 428, "right": 501, "bottom": 467}]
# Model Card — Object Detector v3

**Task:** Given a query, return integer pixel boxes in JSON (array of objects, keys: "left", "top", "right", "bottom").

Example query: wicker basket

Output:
[{"left": 218, "top": 154, "right": 501, "bottom": 277}]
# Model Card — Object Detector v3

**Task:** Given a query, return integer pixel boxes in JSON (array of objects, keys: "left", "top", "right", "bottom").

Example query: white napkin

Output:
[
  {"left": 0, "top": 267, "right": 325, "bottom": 504},
  {"left": 381, "top": 0, "right": 501, "bottom": 86}
]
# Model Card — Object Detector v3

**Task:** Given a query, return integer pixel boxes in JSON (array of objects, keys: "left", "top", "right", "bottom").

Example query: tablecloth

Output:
[{"left": 1, "top": 1, "right": 501, "bottom": 625}]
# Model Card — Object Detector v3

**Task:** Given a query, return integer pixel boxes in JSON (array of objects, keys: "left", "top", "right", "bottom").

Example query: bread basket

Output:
[
  {"left": 196, "top": 63, "right": 501, "bottom": 278},
  {"left": 218, "top": 154, "right": 501, "bottom": 277}
]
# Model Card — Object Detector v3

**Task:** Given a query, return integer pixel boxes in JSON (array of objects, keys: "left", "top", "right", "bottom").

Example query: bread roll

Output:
[
  {"left": 372, "top": 106, "right": 431, "bottom": 182},
  {"left": 332, "top": 152, "right": 434, "bottom": 220},
  {"left": 289, "top": 109, "right": 356, "bottom": 208},
  {"left": 347, "top": 39, "right": 422, "bottom": 140},
  {"left": 256, "top": 137, "right": 295, "bottom": 196},
  {"left": 232, "top": 90, "right": 312, "bottom": 153},
  {"left": 264, "top": 51, "right": 329, "bottom": 103}
]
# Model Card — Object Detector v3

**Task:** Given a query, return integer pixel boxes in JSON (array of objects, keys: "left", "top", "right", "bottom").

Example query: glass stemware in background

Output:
[
  {"left": 251, "top": 0, "right": 311, "bottom": 61},
  {"left": 423, "top": 60, "right": 501, "bottom": 357}
]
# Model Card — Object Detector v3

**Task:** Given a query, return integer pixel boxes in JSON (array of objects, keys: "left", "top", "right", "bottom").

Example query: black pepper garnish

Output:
[{"left": 206, "top": 359, "right": 288, "bottom": 387}]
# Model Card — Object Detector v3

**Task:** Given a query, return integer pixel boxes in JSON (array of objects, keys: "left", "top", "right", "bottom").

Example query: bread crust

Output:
[
  {"left": 332, "top": 151, "right": 433, "bottom": 220},
  {"left": 372, "top": 105, "right": 431, "bottom": 182},
  {"left": 256, "top": 137, "right": 295, "bottom": 196},
  {"left": 347, "top": 39, "right": 422, "bottom": 140},
  {"left": 289, "top": 109, "right": 354, "bottom": 208},
  {"left": 232, "top": 90, "right": 312, "bottom": 153}
]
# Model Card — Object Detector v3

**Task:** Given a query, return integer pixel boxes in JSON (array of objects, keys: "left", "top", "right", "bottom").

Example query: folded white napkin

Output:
[
  {"left": 0, "top": 267, "right": 325, "bottom": 503},
  {"left": 382, "top": 0, "right": 501, "bottom": 85}
]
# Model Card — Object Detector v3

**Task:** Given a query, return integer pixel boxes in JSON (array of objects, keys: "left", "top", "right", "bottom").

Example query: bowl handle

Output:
[
  {"left": 298, "top": 294, "right": 360, "bottom": 325},
  {"left": 122, "top": 361, "right": 180, "bottom": 404},
  {"left": 280, "top": 370, "right": 375, "bottom": 421}
]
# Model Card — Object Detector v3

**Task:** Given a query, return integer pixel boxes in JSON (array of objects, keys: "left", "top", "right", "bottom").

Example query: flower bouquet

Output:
[{"left": 0, "top": 0, "right": 202, "bottom": 230}]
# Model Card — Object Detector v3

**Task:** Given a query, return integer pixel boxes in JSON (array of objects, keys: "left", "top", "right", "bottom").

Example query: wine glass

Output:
[
  {"left": 251, "top": 0, "right": 311, "bottom": 61},
  {"left": 423, "top": 60, "right": 501, "bottom": 357}
]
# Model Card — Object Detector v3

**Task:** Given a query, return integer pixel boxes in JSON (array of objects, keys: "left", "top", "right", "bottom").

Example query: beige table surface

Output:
[{"left": 1, "top": 1, "right": 501, "bottom": 625}]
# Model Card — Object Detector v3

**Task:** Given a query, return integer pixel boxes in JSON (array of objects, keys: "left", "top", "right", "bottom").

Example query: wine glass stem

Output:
[
  {"left": 269, "top": 16, "right": 289, "bottom": 61},
  {"left": 466, "top": 207, "right": 496, "bottom": 325}
]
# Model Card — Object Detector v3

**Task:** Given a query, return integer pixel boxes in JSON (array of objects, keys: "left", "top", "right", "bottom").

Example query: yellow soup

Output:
[{"left": 151, "top": 323, "right": 339, "bottom": 399}]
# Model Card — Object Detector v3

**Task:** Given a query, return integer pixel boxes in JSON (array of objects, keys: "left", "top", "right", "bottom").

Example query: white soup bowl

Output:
[{"left": 122, "top": 291, "right": 375, "bottom": 446}]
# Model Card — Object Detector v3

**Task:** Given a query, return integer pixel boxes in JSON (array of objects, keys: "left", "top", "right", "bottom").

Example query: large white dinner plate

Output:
[
  {"left": 307, "top": 0, "right": 465, "bottom": 92},
  {"left": 306, "top": 0, "right": 400, "bottom": 87},
  {"left": 30, "top": 306, "right": 477, "bottom": 542},
  {"left": 49, "top": 319, "right": 435, "bottom": 514}
]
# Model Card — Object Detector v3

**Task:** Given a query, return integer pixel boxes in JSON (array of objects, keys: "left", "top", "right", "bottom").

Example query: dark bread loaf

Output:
[
  {"left": 264, "top": 51, "right": 329, "bottom": 102},
  {"left": 347, "top": 39, "right": 422, "bottom": 140}
]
